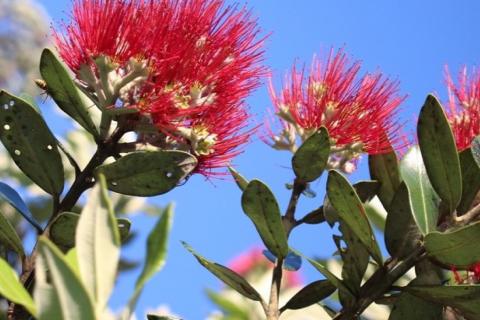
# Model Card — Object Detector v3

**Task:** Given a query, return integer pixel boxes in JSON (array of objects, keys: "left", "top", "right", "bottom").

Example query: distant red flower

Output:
[
  {"left": 445, "top": 66, "right": 480, "bottom": 151},
  {"left": 54, "top": 0, "right": 265, "bottom": 177},
  {"left": 228, "top": 247, "right": 302, "bottom": 288},
  {"left": 268, "top": 48, "right": 405, "bottom": 155},
  {"left": 451, "top": 263, "right": 480, "bottom": 284}
]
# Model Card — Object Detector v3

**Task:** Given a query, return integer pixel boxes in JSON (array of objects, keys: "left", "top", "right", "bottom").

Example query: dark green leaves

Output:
[
  {"left": 406, "top": 285, "right": 480, "bottom": 320},
  {"left": 400, "top": 147, "right": 439, "bottom": 234},
  {"left": 280, "top": 280, "right": 336, "bottom": 311},
  {"left": 39, "top": 49, "right": 98, "bottom": 137},
  {"left": 425, "top": 221, "right": 480, "bottom": 267},
  {"left": 369, "top": 150, "right": 402, "bottom": 208},
  {"left": 183, "top": 242, "right": 262, "bottom": 302},
  {"left": 292, "top": 127, "right": 330, "bottom": 182},
  {"left": 417, "top": 94, "right": 462, "bottom": 213},
  {"left": 0, "top": 91, "right": 64, "bottom": 195},
  {"left": 95, "top": 151, "right": 197, "bottom": 196},
  {"left": 457, "top": 148, "right": 480, "bottom": 214},
  {"left": 326, "top": 170, "right": 382, "bottom": 263},
  {"left": 241, "top": 180, "right": 288, "bottom": 259}
]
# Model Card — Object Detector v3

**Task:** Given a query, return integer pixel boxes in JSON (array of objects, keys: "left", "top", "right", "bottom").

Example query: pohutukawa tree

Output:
[{"left": 0, "top": 0, "right": 479, "bottom": 320}]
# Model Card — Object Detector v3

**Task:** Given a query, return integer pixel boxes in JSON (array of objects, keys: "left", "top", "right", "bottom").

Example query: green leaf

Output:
[
  {"left": 50, "top": 212, "right": 130, "bottom": 250},
  {"left": 183, "top": 242, "right": 262, "bottom": 301},
  {"left": 300, "top": 252, "right": 356, "bottom": 305},
  {"left": 95, "top": 151, "right": 197, "bottom": 197},
  {"left": 228, "top": 166, "right": 249, "bottom": 191},
  {"left": 369, "top": 149, "right": 401, "bottom": 208},
  {"left": 292, "top": 127, "right": 330, "bottom": 182},
  {"left": 39, "top": 49, "right": 98, "bottom": 136},
  {"left": 405, "top": 285, "right": 480, "bottom": 320},
  {"left": 471, "top": 136, "right": 480, "bottom": 168},
  {"left": 334, "top": 223, "right": 369, "bottom": 306},
  {"left": 280, "top": 280, "right": 336, "bottom": 311},
  {"left": 0, "top": 258, "right": 36, "bottom": 316},
  {"left": 424, "top": 220, "right": 480, "bottom": 267},
  {"left": 417, "top": 94, "right": 462, "bottom": 213},
  {"left": 385, "top": 183, "right": 422, "bottom": 260},
  {"left": 34, "top": 251, "right": 62, "bottom": 320},
  {"left": 135, "top": 204, "right": 173, "bottom": 289},
  {"left": 300, "top": 207, "right": 325, "bottom": 225},
  {"left": 352, "top": 181, "right": 380, "bottom": 203},
  {"left": 399, "top": 146, "right": 440, "bottom": 234},
  {"left": 390, "top": 288, "right": 442, "bottom": 320},
  {"left": 0, "top": 211, "right": 24, "bottom": 256},
  {"left": 241, "top": 180, "right": 288, "bottom": 258},
  {"left": 38, "top": 237, "right": 96, "bottom": 320},
  {"left": 122, "top": 205, "right": 174, "bottom": 319},
  {"left": 76, "top": 174, "right": 120, "bottom": 311},
  {"left": 0, "top": 91, "right": 64, "bottom": 195},
  {"left": 0, "top": 181, "right": 42, "bottom": 231},
  {"left": 457, "top": 148, "right": 480, "bottom": 214},
  {"left": 326, "top": 170, "right": 382, "bottom": 263}
]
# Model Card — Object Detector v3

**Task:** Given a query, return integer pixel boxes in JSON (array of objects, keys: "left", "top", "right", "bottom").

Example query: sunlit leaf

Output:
[
  {"left": 241, "top": 180, "right": 288, "bottom": 258},
  {"left": 0, "top": 258, "right": 36, "bottom": 316},
  {"left": 0, "top": 91, "right": 64, "bottom": 196}
]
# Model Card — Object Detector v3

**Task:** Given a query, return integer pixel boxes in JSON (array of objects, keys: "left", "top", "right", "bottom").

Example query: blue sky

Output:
[{"left": 37, "top": 0, "right": 480, "bottom": 318}]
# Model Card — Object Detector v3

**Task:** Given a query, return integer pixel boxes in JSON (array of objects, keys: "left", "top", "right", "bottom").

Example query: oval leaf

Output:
[
  {"left": 241, "top": 180, "right": 288, "bottom": 258},
  {"left": 182, "top": 242, "right": 262, "bottom": 301},
  {"left": 38, "top": 237, "right": 96, "bottom": 320},
  {"left": 76, "top": 175, "right": 120, "bottom": 311},
  {"left": 425, "top": 220, "right": 480, "bottom": 267},
  {"left": 39, "top": 49, "right": 98, "bottom": 136},
  {"left": 0, "top": 258, "right": 36, "bottom": 316},
  {"left": 385, "top": 183, "right": 422, "bottom": 260},
  {"left": 0, "top": 211, "right": 24, "bottom": 256},
  {"left": 50, "top": 212, "right": 130, "bottom": 250},
  {"left": 280, "top": 280, "right": 336, "bottom": 311},
  {"left": 0, "top": 181, "right": 42, "bottom": 231},
  {"left": 0, "top": 91, "right": 64, "bottom": 195},
  {"left": 95, "top": 151, "right": 197, "bottom": 197},
  {"left": 292, "top": 127, "right": 330, "bottom": 182},
  {"left": 457, "top": 148, "right": 480, "bottom": 214},
  {"left": 368, "top": 149, "right": 402, "bottom": 208},
  {"left": 400, "top": 147, "right": 440, "bottom": 234},
  {"left": 326, "top": 170, "right": 382, "bottom": 263},
  {"left": 417, "top": 94, "right": 462, "bottom": 213}
]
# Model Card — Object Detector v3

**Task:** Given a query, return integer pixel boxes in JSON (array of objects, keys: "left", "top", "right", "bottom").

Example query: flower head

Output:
[
  {"left": 54, "top": 0, "right": 265, "bottom": 177},
  {"left": 267, "top": 48, "right": 405, "bottom": 173},
  {"left": 445, "top": 66, "right": 480, "bottom": 151}
]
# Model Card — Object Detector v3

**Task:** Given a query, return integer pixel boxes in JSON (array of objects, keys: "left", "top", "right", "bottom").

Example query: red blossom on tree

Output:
[
  {"left": 53, "top": 0, "right": 265, "bottom": 177},
  {"left": 445, "top": 65, "right": 480, "bottom": 151},
  {"left": 268, "top": 49, "right": 405, "bottom": 158}
]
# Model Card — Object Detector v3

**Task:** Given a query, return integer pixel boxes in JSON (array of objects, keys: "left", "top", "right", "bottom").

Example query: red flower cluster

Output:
[
  {"left": 452, "top": 263, "right": 480, "bottom": 284},
  {"left": 54, "top": 0, "right": 265, "bottom": 176},
  {"left": 445, "top": 66, "right": 480, "bottom": 151},
  {"left": 268, "top": 48, "right": 405, "bottom": 158}
]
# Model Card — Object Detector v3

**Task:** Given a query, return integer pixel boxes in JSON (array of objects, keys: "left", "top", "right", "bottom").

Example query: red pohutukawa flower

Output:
[
  {"left": 267, "top": 48, "right": 405, "bottom": 173},
  {"left": 445, "top": 66, "right": 480, "bottom": 151},
  {"left": 54, "top": 0, "right": 265, "bottom": 177}
]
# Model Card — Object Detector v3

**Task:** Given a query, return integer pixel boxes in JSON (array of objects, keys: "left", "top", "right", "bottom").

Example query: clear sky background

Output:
[{"left": 35, "top": 1, "right": 480, "bottom": 319}]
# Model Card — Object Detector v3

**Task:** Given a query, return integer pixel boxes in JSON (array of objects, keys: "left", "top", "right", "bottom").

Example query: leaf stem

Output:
[{"left": 455, "top": 201, "right": 480, "bottom": 226}]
